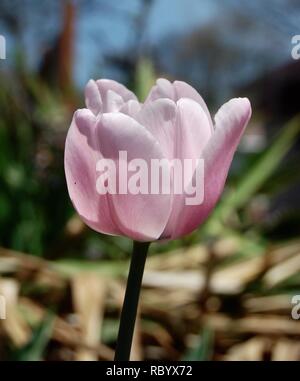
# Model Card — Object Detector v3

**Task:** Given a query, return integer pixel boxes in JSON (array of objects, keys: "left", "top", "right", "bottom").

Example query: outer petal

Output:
[
  {"left": 162, "top": 98, "right": 212, "bottom": 238},
  {"left": 136, "top": 98, "right": 177, "bottom": 160},
  {"left": 97, "top": 112, "right": 172, "bottom": 241},
  {"left": 163, "top": 97, "right": 252, "bottom": 239},
  {"left": 173, "top": 81, "right": 213, "bottom": 130},
  {"left": 64, "top": 109, "right": 121, "bottom": 235},
  {"left": 174, "top": 98, "right": 212, "bottom": 161}
]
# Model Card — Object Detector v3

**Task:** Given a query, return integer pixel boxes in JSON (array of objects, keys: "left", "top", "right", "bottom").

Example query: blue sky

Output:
[
  {"left": 74, "top": 0, "right": 299, "bottom": 87},
  {"left": 75, "top": 0, "right": 220, "bottom": 85},
  {"left": 1, "top": 0, "right": 298, "bottom": 90}
]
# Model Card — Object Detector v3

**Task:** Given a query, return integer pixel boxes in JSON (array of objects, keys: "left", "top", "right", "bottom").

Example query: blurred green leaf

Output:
[
  {"left": 101, "top": 318, "right": 119, "bottom": 344},
  {"left": 207, "top": 115, "right": 300, "bottom": 234},
  {"left": 13, "top": 312, "right": 54, "bottom": 361},
  {"left": 135, "top": 57, "right": 156, "bottom": 101},
  {"left": 53, "top": 259, "right": 127, "bottom": 277},
  {"left": 183, "top": 326, "right": 214, "bottom": 361}
]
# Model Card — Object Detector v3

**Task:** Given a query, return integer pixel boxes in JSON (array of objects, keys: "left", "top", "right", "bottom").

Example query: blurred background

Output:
[{"left": 0, "top": 0, "right": 300, "bottom": 361}]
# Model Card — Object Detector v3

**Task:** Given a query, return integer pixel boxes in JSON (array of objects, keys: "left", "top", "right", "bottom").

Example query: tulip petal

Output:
[
  {"left": 103, "top": 90, "right": 124, "bottom": 112},
  {"left": 85, "top": 79, "right": 102, "bottom": 115},
  {"left": 149, "top": 78, "right": 176, "bottom": 101},
  {"left": 96, "top": 79, "right": 137, "bottom": 103},
  {"left": 85, "top": 79, "right": 138, "bottom": 114},
  {"left": 119, "top": 99, "right": 141, "bottom": 118},
  {"left": 97, "top": 112, "right": 172, "bottom": 241},
  {"left": 175, "top": 98, "right": 212, "bottom": 160},
  {"left": 64, "top": 109, "right": 121, "bottom": 235},
  {"left": 173, "top": 80, "right": 213, "bottom": 130},
  {"left": 145, "top": 78, "right": 175, "bottom": 102},
  {"left": 146, "top": 78, "right": 213, "bottom": 130},
  {"left": 163, "top": 97, "right": 251, "bottom": 239},
  {"left": 162, "top": 98, "right": 212, "bottom": 238},
  {"left": 136, "top": 98, "right": 177, "bottom": 160}
]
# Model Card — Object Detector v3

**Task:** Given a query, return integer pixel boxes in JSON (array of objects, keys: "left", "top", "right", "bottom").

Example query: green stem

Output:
[{"left": 114, "top": 240, "right": 150, "bottom": 361}]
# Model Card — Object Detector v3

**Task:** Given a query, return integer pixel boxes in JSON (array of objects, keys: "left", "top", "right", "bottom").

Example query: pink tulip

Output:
[{"left": 65, "top": 78, "right": 251, "bottom": 242}]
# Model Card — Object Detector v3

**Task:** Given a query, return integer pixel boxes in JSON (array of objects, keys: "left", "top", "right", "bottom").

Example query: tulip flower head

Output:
[{"left": 65, "top": 78, "right": 251, "bottom": 242}]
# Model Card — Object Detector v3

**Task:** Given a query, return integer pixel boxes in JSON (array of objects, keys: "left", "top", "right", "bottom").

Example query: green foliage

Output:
[
  {"left": 0, "top": 76, "right": 71, "bottom": 255},
  {"left": 13, "top": 312, "right": 55, "bottom": 361},
  {"left": 135, "top": 57, "right": 156, "bottom": 102},
  {"left": 183, "top": 326, "right": 214, "bottom": 361},
  {"left": 206, "top": 115, "right": 300, "bottom": 236}
]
